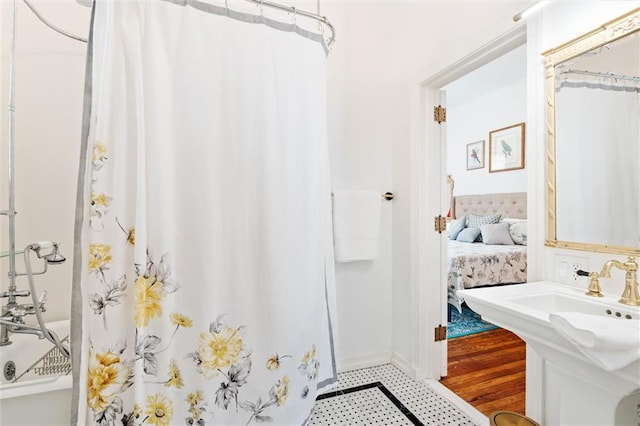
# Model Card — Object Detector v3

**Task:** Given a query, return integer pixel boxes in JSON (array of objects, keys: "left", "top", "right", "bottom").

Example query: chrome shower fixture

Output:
[{"left": 30, "top": 241, "right": 66, "bottom": 265}]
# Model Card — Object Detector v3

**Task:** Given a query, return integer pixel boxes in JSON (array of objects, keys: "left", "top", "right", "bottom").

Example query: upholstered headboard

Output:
[{"left": 453, "top": 192, "right": 527, "bottom": 220}]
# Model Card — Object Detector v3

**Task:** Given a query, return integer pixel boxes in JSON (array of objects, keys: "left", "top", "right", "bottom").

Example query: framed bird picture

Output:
[
  {"left": 466, "top": 140, "right": 485, "bottom": 170},
  {"left": 489, "top": 122, "right": 525, "bottom": 173}
]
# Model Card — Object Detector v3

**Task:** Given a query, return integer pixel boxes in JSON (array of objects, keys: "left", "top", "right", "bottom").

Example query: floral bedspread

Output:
[{"left": 447, "top": 240, "right": 527, "bottom": 312}]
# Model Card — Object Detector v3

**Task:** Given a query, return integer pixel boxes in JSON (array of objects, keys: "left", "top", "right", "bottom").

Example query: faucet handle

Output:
[
  {"left": 38, "top": 290, "right": 47, "bottom": 305},
  {"left": 8, "top": 306, "right": 27, "bottom": 319},
  {"left": 577, "top": 270, "right": 604, "bottom": 297},
  {"left": 0, "top": 290, "right": 30, "bottom": 298}
]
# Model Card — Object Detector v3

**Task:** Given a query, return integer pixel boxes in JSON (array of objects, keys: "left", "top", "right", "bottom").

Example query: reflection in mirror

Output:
[
  {"left": 544, "top": 8, "right": 640, "bottom": 255},
  {"left": 555, "top": 31, "right": 639, "bottom": 248}
]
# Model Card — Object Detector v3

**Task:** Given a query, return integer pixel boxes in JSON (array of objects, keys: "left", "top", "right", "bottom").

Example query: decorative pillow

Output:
[
  {"left": 448, "top": 217, "right": 466, "bottom": 240},
  {"left": 509, "top": 221, "right": 527, "bottom": 245},
  {"left": 466, "top": 213, "right": 502, "bottom": 242},
  {"left": 480, "top": 222, "right": 514, "bottom": 245},
  {"left": 456, "top": 227, "right": 481, "bottom": 243}
]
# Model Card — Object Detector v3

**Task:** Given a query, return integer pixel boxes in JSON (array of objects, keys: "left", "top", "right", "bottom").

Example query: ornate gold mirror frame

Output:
[{"left": 542, "top": 8, "right": 640, "bottom": 255}]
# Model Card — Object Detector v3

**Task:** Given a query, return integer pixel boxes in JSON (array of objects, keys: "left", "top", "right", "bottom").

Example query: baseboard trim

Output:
[
  {"left": 337, "top": 353, "right": 391, "bottom": 373},
  {"left": 337, "top": 352, "right": 423, "bottom": 382},
  {"left": 391, "top": 351, "right": 418, "bottom": 380}
]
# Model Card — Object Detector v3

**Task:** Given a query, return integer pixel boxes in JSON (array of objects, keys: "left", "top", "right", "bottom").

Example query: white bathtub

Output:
[{"left": 0, "top": 320, "right": 72, "bottom": 426}]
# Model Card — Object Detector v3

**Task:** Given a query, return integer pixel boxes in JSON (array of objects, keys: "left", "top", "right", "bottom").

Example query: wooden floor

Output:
[{"left": 440, "top": 327, "right": 526, "bottom": 417}]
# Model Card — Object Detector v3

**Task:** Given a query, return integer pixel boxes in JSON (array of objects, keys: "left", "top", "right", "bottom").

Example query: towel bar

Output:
[{"left": 331, "top": 192, "right": 394, "bottom": 201}]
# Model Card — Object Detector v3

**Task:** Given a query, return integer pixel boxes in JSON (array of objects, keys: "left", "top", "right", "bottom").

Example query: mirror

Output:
[{"left": 543, "top": 8, "right": 640, "bottom": 255}]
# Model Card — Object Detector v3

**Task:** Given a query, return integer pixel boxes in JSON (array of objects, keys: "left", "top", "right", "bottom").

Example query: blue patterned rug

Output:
[{"left": 447, "top": 303, "right": 498, "bottom": 339}]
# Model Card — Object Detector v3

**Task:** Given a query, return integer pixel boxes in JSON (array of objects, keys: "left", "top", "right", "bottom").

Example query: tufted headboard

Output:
[{"left": 453, "top": 192, "right": 527, "bottom": 220}]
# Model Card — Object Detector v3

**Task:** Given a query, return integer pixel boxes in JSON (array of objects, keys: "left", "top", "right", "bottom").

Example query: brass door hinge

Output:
[
  {"left": 434, "top": 105, "right": 446, "bottom": 124},
  {"left": 434, "top": 324, "right": 447, "bottom": 342},
  {"left": 434, "top": 215, "right": 447, "bottom": 233}
]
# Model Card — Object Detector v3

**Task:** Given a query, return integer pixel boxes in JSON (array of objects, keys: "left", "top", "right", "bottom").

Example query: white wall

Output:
[
  {"left": 322, "top": 2, "right": 394, "bottom": 369},
  {"left": 0, "top": 2, "right": 90, "bottom": 323},
  {"left": 446, "top": 44, "right": 527, "bottom": 196}
]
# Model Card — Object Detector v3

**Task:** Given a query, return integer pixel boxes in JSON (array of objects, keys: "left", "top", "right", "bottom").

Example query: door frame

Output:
[{"left": 412, "top": 24, "right": 528, "bottom": 381}]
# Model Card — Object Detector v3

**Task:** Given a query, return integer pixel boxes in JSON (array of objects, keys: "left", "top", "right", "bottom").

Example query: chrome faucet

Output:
[
  {"left": 0, "top": 242, "right": 70, "bottom": 357},
  {"left": 598, "top": 256, "right": 640, "bottom": 306}
]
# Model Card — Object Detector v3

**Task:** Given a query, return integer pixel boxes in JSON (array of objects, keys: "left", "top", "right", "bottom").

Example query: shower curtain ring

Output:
[{"left": 291, "top": 6, "right": 297, "bottom": 25}]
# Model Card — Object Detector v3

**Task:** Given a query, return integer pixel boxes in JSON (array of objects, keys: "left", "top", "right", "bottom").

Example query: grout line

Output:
[{"left": 316, "top": 381, "right": 425, "bottom": 425}]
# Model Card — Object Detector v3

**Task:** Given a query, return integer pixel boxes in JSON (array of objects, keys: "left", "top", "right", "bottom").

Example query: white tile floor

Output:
[{"left": 309, "top": 364, "right": 486, "bottom": 426}]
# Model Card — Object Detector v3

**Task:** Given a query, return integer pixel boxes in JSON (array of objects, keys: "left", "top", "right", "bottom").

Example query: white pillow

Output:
[
  {"left": 509, "top": 221, "right": 527, "bottom": 245},
  {"left": 480, "top": 222, "right": 514, "bottom": 245}
]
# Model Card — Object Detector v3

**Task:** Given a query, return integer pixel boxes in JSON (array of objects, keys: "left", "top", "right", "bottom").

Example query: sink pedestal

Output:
[
  {"left": 460, "top": 282, "right": 640, "bottom": 426},
  {"left": 530, "top": 340, "right": 639, "bottom": 426}
]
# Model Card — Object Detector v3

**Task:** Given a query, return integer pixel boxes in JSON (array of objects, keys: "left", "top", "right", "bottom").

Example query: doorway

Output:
[
  {"left": 437, "top": 43, "right": 529, "bottom": 416},
  {"left": 414, "top": 23, "right": 531, "bottom": 415}
]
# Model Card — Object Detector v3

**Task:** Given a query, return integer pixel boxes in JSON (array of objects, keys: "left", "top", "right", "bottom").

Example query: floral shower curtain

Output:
[{"left": 72, "top": 2, "right": 337, "bottom": 425}]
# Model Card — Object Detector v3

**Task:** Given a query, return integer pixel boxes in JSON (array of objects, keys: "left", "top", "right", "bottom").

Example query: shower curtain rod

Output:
[
  {"left": 22, "top": 0, "right": 335, "bottom": 46},
  {"left": 560, "top": 69, "right": 640, "bottom": 83},
  {"left": 246, "top": 0, "right": 335, "bottom": 46},
  {"left": 22, "top": 0, "right": 88, "bottom": 43}
]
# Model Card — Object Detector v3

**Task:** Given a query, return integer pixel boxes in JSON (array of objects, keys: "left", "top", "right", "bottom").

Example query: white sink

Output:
[
  {"left": 507, "top": 292, "right": 638, "bottom": 319},
  {"left": 459, "top": 281, "right": 640, "bottom": 426}
]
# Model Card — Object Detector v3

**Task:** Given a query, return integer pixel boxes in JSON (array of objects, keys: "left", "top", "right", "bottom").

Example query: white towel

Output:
[
  {"left": 549, "top": 312, "right": 640, "bottom": 371},
  {"left": 332, "top": 190, "right": 381, "bottom": 262}
]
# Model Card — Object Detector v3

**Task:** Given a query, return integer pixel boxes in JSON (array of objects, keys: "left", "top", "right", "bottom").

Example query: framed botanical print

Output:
[
  {"left": 466, "top": 140, "right": 485, "bottom": 170},
  {"left": 489, "top": 123, "right": 525, "bottom": 173}
]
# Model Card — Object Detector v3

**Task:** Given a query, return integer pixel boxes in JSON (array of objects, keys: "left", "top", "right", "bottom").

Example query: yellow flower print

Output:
[
  {"left": 93, "top": 142, "right": 107, "bottom": 161},
  {"left": 92, "top": 142, "right": 108, "bottom": 171},
  {"left": 189, "top": 406, "right": 202, "bottom": 421},
  {"left": 115, "top": 218, "right": 135, "bottom": 246},
  {"left": 86, "top": 350, "right": 131, "bottom": 412},
  {"left": 144, "top": 394, "right": 174, "bottom": 426},
  {"left": 133, "top": 403, "right": 142, "bottom": 418},
  {"left": 90, "top": 192, "right": 112, "bottom": 207},
  {"left": 88, "top": 244, "right": 112, "bottom": 272},
  {"left": 164, "top": 359, "right": 184, "bottom": 389},
  {"left": 197, "top": 326, "right": 243, "bottom": 379},
  {"left": 170, "top": 313, "right": 193, "bottom": 328},
  {"left": 266, "top": 353, "right": 291, "bottom": 370},
  {"left": 266, "top": 355, "right": 279, "bottom": 370},
  {"left": 275, "top": 376, "right": 290, "bottom": 406},
  {"left": 301, "top": 345, "right": 316, "bottom": 365},
  {"left": 186, "top": 390, "right": 203, "bottom": 405},
  {"left": 126, "top": 228, "right": 135, "bottom": 246},
  {"left": 135, "top": 276, "right": 164, "bottom": 327}
]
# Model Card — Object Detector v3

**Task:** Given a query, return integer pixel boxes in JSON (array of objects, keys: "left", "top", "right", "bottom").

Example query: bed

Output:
[{"left": 447, "top": 192, "right": 528, "bottom": 312}]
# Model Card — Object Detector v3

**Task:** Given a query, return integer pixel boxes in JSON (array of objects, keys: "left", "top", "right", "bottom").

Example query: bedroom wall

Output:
[{"left": 445, "top": 44, "right": 527, "bottom": 197}]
